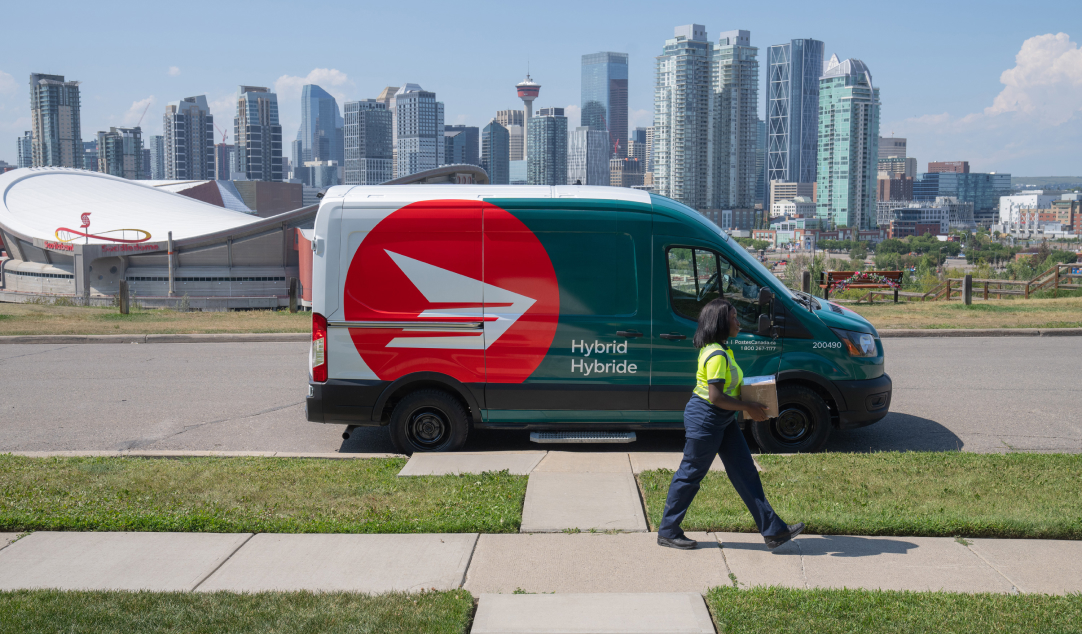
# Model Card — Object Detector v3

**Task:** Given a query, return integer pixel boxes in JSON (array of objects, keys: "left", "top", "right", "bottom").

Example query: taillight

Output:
[{"left": 311, "top": 312, "right": 328, "bottom": 382}]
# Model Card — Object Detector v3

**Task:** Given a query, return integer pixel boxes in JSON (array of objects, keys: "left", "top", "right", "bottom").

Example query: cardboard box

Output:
[{"left": 741, "top": 375, "right": 779, "bottom": 418}]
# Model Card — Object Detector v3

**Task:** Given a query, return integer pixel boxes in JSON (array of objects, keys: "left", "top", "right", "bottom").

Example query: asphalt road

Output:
[{"left": 1, "top": 338, "right": 1078, "bottom": 454}]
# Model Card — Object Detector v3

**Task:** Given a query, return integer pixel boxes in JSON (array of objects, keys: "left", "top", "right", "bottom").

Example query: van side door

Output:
[
  {"left": 650, "top": 239, "right": 782, "bottom": 411},
  {"left": 482, "top": 204, "right": 651, "bottom": 417}
]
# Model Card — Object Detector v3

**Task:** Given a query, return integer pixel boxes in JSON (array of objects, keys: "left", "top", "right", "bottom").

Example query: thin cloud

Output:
[
  {"left": 168, "top": 66, "right": 181, "bottom": 77},
  {"left": 563, "top": 104, "right": 581, "bottom": 128},
  {"left": 122, "top": 96, "right": 155, "bottom": 127},
  {"left": 0, "top": 70, "right": 16, "bottom": 94},
  {"left": 983, "top": 32, "right": 1082, "bottom": 125},
  {"left": 274, "top": 68, "right": 352, "bottom": 102}
]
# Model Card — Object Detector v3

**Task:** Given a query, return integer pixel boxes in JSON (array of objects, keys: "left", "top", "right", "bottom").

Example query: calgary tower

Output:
[{"left": 516, "top": 73, "right": 540, "bottom": 162}]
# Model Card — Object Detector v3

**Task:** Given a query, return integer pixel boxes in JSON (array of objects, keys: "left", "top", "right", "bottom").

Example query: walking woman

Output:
[{"left": 657, "top": 298, "right": 804, "bottom": 550}]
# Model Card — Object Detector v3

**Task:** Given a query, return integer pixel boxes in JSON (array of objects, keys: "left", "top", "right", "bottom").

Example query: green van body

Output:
[{"left": 305, "top": 187, "right": 892, "bottom": 453}]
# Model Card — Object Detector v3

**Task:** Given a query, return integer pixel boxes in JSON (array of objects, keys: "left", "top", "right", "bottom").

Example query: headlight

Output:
[{"left": 831, "top": 328, "right": 878, "bottom": 358}]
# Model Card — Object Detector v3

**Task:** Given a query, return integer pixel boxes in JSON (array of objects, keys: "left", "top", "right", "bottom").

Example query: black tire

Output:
[
  {"left": 750, "top": 384, "right": 831, "bottom": 453},
  {"left": 388, "top": 389, "right": 470, "bottom": 455}
]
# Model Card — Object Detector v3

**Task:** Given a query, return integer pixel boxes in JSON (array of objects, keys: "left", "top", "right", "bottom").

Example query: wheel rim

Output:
[
  {"left": 406, "top": 406, "right": 450, "bottom": 450},
  {"left": 771, "top": 405, "right": 816, "bottom": 446}
]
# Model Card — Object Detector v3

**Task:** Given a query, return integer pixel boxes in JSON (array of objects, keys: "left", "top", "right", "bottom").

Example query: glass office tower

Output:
[
  {"left": 297, "top": 85, "right": 343, "bottom": 166},
  {"left": 581, "top": 52, "right": 628, "bottom": 158},
  {"left": 482, "top": 120, "right": 510, "bottom": 184},
  {"left": 766, "top": 39, "right": 824, "bottom": 187},
  {"left": 816, "top": 55, "right": 880, "bottom": 229},
  {"left": 234, "top": 86, "right": 283, "bottom": 182}
]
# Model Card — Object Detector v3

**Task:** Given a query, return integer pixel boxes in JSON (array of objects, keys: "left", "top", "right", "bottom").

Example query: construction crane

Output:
[
  {"left": 135, "top": 102, "right": 151, "bottom": 128},
  {"left": 214, "top": 124, "right": 229, "bottom": 145}
]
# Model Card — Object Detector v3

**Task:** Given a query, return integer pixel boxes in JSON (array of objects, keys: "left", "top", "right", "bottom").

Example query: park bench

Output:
[{"left": 819, "top": 270, "right": 904, "bottom": 301}]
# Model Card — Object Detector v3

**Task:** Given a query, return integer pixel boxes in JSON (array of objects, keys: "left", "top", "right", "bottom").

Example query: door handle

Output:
[
  {"left": 659, "top": 332, "right": 687, "bottom": 340},
  {"left": 616, "top": 330, "right": 644, "bottom": 338}
]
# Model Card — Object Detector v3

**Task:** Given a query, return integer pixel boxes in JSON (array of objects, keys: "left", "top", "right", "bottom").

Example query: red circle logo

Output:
[{"left": 343, "top": 200, "right": 559, "bottom": 384}]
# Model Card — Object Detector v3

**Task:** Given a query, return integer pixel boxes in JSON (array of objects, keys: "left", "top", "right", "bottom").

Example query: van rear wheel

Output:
[
  {"left": 389, "top": 389, "right": 470, "bottom": 455},
  {"left": 750, "top": 385, "right": 831, "bottom": 453}
]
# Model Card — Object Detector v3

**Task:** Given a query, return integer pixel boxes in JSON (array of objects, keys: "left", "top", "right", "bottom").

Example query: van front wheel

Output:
[
  {"left": 389, "top": 389, "right": 470, "bottom": 455},
  {"left": 750, "top": 385, "right": 831, "bottom": 453}
]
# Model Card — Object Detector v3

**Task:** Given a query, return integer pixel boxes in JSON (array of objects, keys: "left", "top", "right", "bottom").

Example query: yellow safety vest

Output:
[{"left": 692, "top": 343, "right": 742, "bottom": 402}]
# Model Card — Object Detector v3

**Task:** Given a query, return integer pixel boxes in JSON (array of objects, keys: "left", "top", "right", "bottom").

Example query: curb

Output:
[
  {"left": 878, "top": 328, "right": 1082, "bottom": 338},
  {"left": 2, "top": 450, "right": 402, "bottom": 459},
  {"left": 2, "top": 329, "right": 1081, "bottom": 344},
  {"left": 0, "top": 333, "right": 309, "bottom": 344}
]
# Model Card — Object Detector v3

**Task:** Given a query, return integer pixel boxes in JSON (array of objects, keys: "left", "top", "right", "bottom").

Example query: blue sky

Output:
[{"left": 2, "top": 0, "right": 1080, "bottom": 175}]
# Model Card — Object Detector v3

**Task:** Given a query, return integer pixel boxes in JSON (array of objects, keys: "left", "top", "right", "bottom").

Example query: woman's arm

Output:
[{"left": 708, "top": 383, "right": 768, "bottom": 421}]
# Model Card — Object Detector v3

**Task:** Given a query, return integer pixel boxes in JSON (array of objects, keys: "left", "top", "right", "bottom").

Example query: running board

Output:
[{"left": 529, "top": 431, "right": 637, "bottom": 444}]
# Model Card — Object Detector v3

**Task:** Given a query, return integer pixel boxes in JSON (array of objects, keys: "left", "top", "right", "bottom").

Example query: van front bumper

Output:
[{"left": 833, "top": 374, "right": 892, "bottom": 430}]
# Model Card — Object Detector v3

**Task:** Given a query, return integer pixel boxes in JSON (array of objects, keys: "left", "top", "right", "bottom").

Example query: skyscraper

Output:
[
  {"left": 567, "top": 126, "right": 609, "bottom": 185},
  {"left": 164, "top": 95, "right": 215, "bottom": 180},
  {"left": 16, "top": 131, "right": 32, "bottom": 168},
  {"left": 653, "top": 25, "right": 713, "bottom": 209},
  {"left": 216, "top": 144, "right": 235, "bottom": 180},
  {"left": 393, "top": 84, "right": 444, "bottom": 178},
  {"left": 82, "top": 140, "right": 98, "bottom": 172},
  {"left": 444, "top": 125, "right": 479, "bottom": 166},
  {"left": 496, "top": 110, "right": 525, "bottom": 162},
  {"left": 343, "top": 99, "right": 393, "bottom": 185},
  {"left": 628, "top": 127, "right": 647, "bottom": 162},
  {"left": 482, "top": 120, "right": 510, "bottom": 185},
  {"left": 816, "top": 55, "right": 880, "bottom": 229},
  {"left": 148, "top": 135, "right": 165, "bottom": 180},
  {"left": 581, "top": 52, "right": 628, "bottom": 158},
  {"left": 234, "top": 86, "right": 283, "bottom": 182},
  {"left": 755, "top": 119, "right": 766, "bottom": 206},
  {"left": 879, "top": 136, "right": 906, "bottom": 160},
  {"left": 765, "top": 39, "right": 824, "bottom": 188},
  {"left": 296, "top": 85, "right": 343, "bottom": 168},
  {"left": 29, "top": 73, "right": 82, "bottom": 168},
  {"left": 711, "top": 30, "right": 759, "bottom": 209},
  {"left": 97, "top": 127, "right": 142, "bottom": 180},
  {"left": 527, "top": 107, "right": 567, "bottom": 186}
]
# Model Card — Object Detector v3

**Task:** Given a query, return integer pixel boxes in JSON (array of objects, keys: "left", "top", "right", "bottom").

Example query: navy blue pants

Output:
[{"left": 658, "top": 396, "right": 788, "bottom": 539}]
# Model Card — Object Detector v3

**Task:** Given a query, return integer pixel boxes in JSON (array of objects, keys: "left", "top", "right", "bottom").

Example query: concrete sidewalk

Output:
[{"left": 2, "top": 530, "right": 1080, "bottom": 596}]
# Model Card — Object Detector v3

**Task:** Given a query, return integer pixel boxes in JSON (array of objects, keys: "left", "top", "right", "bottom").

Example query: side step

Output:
[{"left": 529, "top": 431, "right": 637, "bottom": 444}]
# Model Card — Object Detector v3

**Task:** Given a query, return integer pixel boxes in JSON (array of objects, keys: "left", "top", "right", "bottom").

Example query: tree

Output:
[{"left": 849, "top": 241, "right": 868, "bottom": 261}]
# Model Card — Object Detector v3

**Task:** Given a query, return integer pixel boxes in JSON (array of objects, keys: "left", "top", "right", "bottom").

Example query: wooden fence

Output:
[{"left": 858, "top": 263, "right": 1082, "bottom": 303}]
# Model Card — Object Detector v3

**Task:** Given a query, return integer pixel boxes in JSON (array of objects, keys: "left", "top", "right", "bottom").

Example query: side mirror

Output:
[{"left": 758, "top": 287, "right": 774, "bottom": 306}]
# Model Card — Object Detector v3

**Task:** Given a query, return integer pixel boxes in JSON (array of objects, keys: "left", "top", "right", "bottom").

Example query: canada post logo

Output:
[{"left": 343, "top": 200, "right": 560, "bottom": 384}]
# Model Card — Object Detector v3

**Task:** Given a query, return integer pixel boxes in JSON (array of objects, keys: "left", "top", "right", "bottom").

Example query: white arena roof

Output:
[{"left": 0, "top": 168, "right": 261, "bottom": 244}]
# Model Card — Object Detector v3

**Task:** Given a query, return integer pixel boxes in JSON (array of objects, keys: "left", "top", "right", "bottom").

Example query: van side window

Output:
[
  {"left": 667, "top": 247, "right": 719, "bottom": 320},
  {"left": 667, "top": 247, "right": 763, "bottom": 331}
]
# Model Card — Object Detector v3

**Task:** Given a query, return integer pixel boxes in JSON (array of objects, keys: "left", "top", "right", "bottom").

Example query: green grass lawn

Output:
[
  {"left": 0, "top": 456, "right": 526, "bottom": 534},
  {"left": 639, "top": 452, "right": 1082, "bottom": 539},
  {"left": 0, "top": 589, "right": 474, "bottom": 634},
  {"left": 705, "top": 586, "right": 1082, "bottom": 634},
  {"left": 0, "top": 302, "right": 309, "bottom": 336},
  {"left": 848, "top": 296, "right": 1082, "bottom": 330}
]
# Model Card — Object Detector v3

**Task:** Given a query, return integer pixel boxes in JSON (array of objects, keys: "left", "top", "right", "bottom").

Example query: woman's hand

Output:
[{"left": 743, "top": 402, "right": 769, "bottom": 421}]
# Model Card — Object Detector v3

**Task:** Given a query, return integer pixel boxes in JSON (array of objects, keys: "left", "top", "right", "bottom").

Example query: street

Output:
[{"left": 1, "top": 338, "right": 1079, "bottom": 454}]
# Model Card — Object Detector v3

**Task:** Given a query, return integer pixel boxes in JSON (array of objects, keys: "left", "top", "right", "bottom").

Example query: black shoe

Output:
[
  {"left": 765, "top": 523, "right": 805, "bottom": 549},
  {"left": 657, "top": 535, "right": 697, "bottom": 550}
]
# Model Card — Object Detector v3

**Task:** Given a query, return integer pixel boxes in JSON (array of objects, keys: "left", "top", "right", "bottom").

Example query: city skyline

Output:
[{"left": 1, "top": 1, "right": 1079, "bottom": 175}]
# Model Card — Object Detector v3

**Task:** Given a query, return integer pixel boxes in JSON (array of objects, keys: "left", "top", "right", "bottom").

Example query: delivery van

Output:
[{"left": 305, "top": 186, "right": 891, "bottom": 454}]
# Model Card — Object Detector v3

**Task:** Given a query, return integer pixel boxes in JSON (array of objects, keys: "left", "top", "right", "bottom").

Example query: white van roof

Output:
[{"left": 333, "top": 185, "right": 653, "bottom": 206}]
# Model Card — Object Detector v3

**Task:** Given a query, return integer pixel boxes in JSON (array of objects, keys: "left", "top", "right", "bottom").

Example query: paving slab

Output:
[
  {"left": 968, "top": 538, "right": 1082, "bottom": 595},
  {"left": 532, "top": 451, "right": 631, "bottom": 473},
  {"left": 716, "top": 531, "right": 805, "bottom": 589},
  {"left": 630, "top": 452, "right": 725, "bottom": 474},
  {"left": 0, "top": 534, "right": 20, "bottom": 551},
  {"left": 0, "top": 532, "right": 251, "bottom": 591},
  {"left": 719, "top": 532, "right": 1015, "bottom": 593},
  {"left": 398, "top": 451, "right": 546, "bottom": 476},
  {"left": 521, "top": 472, "right": 647, "bottom": 533},
  {"left": 464, "top": 532, "right": 728, "bottom": 594},
  {"left": 471, "top": 592, "right": 716, "bottom": 634},
  {"left": 197, "top": 533, "right": 478, "bottom": 593}
]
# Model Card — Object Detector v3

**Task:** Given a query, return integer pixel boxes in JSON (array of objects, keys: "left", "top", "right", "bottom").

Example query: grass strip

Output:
[
  {"left": 639, "top": 452, "right": 1082, "bottom": 539},
  {"left": 705, "top": 586, "right": 1082, "bottom": 634},
  {"left": 0, "top": 589, "right": 474, "bottom": 634},
  {"left": 847, "top": 296, "right": 1082, "bottom": 330},
  {"left": 0, "top": 456, "right": 525, "bottom": 534},
  {"left": 0, "top": 303, "right": 309, "bottom": 336}
]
